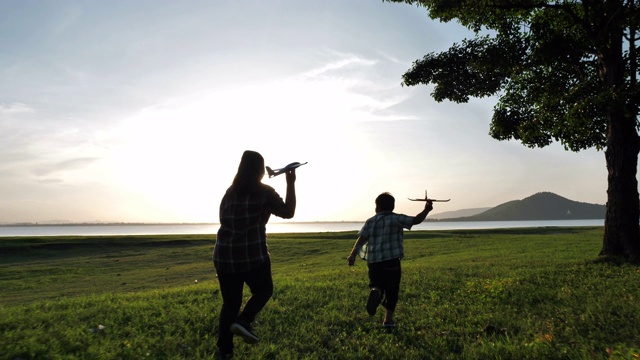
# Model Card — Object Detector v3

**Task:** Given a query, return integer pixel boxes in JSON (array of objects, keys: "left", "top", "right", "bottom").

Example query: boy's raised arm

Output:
[{"left": 412, "top": 200, "right": 434, "bottom": 225}]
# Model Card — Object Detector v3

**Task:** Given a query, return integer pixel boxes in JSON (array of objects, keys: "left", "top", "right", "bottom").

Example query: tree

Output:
[{"left": 386, "top": 0, "right": 640, "bottom": 262}]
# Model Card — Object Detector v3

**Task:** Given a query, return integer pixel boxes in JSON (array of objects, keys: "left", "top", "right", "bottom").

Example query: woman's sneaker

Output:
[
  {"left": 366, "top": 288, "right": 382, "bottom": 316},
  {"left": 230, "top": 320, "right": 259, "bottom": 344}
]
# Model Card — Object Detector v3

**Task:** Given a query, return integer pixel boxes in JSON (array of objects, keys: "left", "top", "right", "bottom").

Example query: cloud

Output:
[
  {"left": 32, "top": 157, "right": 100, "bottom": 177},
  {"left": 0, "top": 103, "right": 34, "bottom": 114},
  {"left": 300, "top": 51, "right": 377, "bottom": 80}
]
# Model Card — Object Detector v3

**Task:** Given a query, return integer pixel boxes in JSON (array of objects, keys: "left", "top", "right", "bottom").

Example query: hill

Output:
[
  {"left": 430, "top": 207, "right": 492, "bottom": 219},
  {"left": 444, "top": 192, "right": 605, "bottom": 221}
]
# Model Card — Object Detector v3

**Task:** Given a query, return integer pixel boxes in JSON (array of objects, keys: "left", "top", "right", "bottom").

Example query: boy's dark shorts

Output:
[{"left": 367, "top": 258, "right": 401, "bottom": 311}]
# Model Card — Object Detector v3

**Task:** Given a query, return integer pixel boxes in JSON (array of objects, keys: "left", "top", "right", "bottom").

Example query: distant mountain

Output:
[
  {"left": 443, "top": 192, "right": 605, "bottom": 221},
  {"left": 431, "top": 208, "right": 492, "bottom": 219}
]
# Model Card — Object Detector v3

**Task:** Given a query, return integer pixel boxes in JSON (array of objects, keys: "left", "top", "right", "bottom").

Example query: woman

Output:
[{"left": 213, "top": 150, "right": 296, "bottom": 358}]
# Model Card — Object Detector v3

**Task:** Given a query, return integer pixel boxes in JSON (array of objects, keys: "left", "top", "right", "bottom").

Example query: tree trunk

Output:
[
  {"left": 601, "top": 113, "right": 640, "bottom": 261},
  {"left": 599, "top": 26, "right": 640, "bottom": 261}
]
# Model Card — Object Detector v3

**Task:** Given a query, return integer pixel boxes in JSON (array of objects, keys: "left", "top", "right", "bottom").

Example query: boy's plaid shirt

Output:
[{"left": 358, "top": 211, "right": 414, "bottom": 263}]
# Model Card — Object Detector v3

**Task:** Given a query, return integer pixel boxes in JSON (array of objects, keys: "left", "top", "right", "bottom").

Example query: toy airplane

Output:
[
  {"left": 408, "top": 190, "right": 450, "bottom": 202},
  {"left": 266, "top": 162, "right": 308, "bottom": 178}
]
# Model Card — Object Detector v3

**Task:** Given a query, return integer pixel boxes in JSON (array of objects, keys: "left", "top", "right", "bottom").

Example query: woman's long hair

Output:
[{"left": 230, "top": 150, "right": 265, "bottom": 194}]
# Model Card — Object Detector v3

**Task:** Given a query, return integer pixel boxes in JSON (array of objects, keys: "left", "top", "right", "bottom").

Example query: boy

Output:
[{"left": 347, "top": 192, "right": 433, "bottom": 328}]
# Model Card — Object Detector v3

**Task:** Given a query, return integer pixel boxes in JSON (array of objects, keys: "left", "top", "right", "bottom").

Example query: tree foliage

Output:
[
  {"left": 388, "top": 0, "right": 640, "bottom": 261},
  {"left": 388, "top": 0, "right": 639, "bottom": 151}
]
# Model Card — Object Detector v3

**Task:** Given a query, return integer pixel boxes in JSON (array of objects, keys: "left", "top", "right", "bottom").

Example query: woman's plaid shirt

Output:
[{"left": 213, "top": 184, "right": 288, "bottom": 273}]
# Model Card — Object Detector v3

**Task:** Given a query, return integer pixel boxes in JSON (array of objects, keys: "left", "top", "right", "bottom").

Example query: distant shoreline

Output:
[
  {"left": 0, "top": 218, "right": 607, "bottom": 227},
  {"left": 0, "top": 222, "right": 217, "bottom": 227},
  {"left": 0, "top": 221, "right": 363, "bottom": 227}
]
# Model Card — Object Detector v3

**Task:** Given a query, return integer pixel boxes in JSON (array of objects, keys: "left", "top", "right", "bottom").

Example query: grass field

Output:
[{"left": 1, "top": 227, "right": 639, "bottom": 359}]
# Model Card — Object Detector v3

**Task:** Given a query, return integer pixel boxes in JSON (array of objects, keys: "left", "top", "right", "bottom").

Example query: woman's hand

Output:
[{"left": 286, "top": 169, "right": 296, "bottom": 184}]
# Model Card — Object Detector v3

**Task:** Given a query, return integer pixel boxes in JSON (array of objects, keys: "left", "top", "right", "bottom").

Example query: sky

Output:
[{"left": 0, "top": 0, "right": 613, "bottom": 224}]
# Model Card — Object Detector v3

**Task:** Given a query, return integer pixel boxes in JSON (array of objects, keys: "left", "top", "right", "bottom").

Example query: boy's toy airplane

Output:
[
  {"left": 408, "top": 190, "right": 450, "bottom": 202},
  {"left": 266, "top": 162, "right": 308, "bottom": 178}
]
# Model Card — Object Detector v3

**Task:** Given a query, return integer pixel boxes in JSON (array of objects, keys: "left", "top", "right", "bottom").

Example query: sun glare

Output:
[{"left": 105, "top": 71, "right": 392, "bottom": 222}]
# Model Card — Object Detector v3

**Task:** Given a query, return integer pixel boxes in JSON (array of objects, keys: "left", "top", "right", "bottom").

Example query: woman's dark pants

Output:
[{"left": 216, "top": 261, "right": 273, "bottom": 353}]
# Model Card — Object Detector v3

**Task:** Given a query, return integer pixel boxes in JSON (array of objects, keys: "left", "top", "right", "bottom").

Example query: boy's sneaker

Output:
[
  {"left": 383, "top": 321, "right": 397, "bottom": 329},
  {"left": 383, "top": 321, "right": 397, "bottom": 333},
  {"left": 230, "top": 320, "right": 259, "bottom": 344},
  {"left": 366, "top": 288, "right": 382, "bottom": 316},
  {"left": 218, "top": 352, "right": 233, "bottom": 360}
]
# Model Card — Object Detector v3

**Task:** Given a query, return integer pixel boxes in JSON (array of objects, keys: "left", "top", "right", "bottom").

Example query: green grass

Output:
[{"left": 1, "top": 227, "right": 639, "bottom": 359}]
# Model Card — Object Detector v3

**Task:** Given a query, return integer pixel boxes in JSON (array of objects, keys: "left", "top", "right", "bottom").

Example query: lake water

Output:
[{"left": 0, "top": 219, "right": 604, "bottom": 237}]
